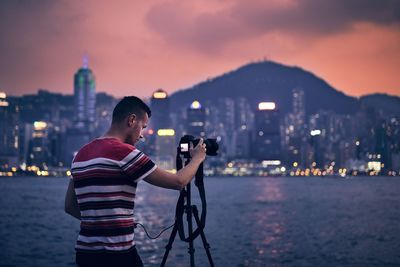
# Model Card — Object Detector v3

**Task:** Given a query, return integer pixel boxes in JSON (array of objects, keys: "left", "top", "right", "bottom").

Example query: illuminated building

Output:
[
  {"left": 0, "top": 92, "right": 19, "bottom": 168},
  {"left": 388, "top": 117, "right": 400, "bottom": 172},
  {"left": 234, "top": 97, "right": 253, "bottom": 159},
  {"left": 154, "top": 129, "right": 176, "bottom": 170},
  {"left": 309, "top": 128, "right": 323, "bottom": 168},
  {"left": 186, "top": 100, "right": 205, "bottom": 137},
  {"left": 253, "top": 102, "right": 281, "bottom": 161},
  {"left": 150, "top": 89, "right": 171, "bottom": 130},
  {"left": 292, "top": 88, "right": 305, "bottom": 126},
  {"left": 27, "top": 121, "right": 50, "bottom": 168},
  {"left": 374, "top": 120, "right": 392, "bottom": 173},
  {"left": 206, "top": 97, "right": 235, "bottom": 158},
  {"left": 142, "top": 89, "right": 172, "bottom": 156},
  {"left": 283, "top": 88, "right": 307, "bottom": 167},
  {"left": 308, "top": 111, "right": 331, "bottom": 168},
  {"left": 74, "top": 56, "right": 96, "bottom": 129},
  {"left": 235, "top": 97, "right": 253, "bottom": 130},
  {"left": 61, "top": 57, "right": 97, "bottom": 165}
]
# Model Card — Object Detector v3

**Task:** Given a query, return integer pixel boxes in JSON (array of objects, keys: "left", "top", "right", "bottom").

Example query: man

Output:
[{"left": 65, "top": 96, "right": 206, "bottom": 267}]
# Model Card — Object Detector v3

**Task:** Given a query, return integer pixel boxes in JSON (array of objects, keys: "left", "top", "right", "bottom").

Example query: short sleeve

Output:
[{"left": 119, "top": 148, "right": 157, "bottom": 183}]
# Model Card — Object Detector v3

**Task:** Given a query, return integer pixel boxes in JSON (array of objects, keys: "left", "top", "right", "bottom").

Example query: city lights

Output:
[
  {"left": 190, "top": 100, "right": 202, "bottom": 109},
  {"left": 368, "top": 161, "right": 381, "bottom": 171},
  {"left": 157, "top": 129, "right": 175, "bottom": 136},
  {"left": 258, "top": 102, "right": 276, "bottom": 110},
  {"left": 310, "top": 129, "right": 321, "bottom": 136},
  {"left": 261, "top": 160, "right": 281, "bottom": 166},
  {"left": 153, "top": 90, "right": 167, "bottom": 99},
  {"left": 0, "top": 92, "right": 9, "bottom": 106},
  {"left": 0, "top": 82, "right": 399, "bottom": 178},
  {"left": 33, "top": 121, "right": 47, "bottom": 130}
]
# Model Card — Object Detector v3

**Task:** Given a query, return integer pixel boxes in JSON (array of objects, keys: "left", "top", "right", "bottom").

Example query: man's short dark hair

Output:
[{"left": 112, "top": 96, "right": 151, "bottom": 123}]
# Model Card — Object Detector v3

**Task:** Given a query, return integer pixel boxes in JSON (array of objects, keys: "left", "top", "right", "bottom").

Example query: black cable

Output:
[{"left": 135, "top": 222, "right": 175, "bottom": 240}]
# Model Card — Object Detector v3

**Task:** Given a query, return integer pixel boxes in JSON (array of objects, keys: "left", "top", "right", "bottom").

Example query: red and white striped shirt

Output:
[{"left": 71, "top": 137, "right": 157, "bottom": 253}]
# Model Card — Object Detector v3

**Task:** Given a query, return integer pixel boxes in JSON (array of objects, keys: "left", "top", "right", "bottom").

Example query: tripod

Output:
[{"left": 160, "top": 150, "right": 215, "bottom": 267}]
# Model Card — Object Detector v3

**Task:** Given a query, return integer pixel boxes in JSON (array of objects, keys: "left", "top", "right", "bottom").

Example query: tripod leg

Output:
[
  {"left": 160, "top": 223, "right": 179, "bottom": 267},
  {"left": 192, "top": 206, "right": 215, "bottom": 267},
  {"left": 186, "top": 203, "right": 195, "bottom": 267}
]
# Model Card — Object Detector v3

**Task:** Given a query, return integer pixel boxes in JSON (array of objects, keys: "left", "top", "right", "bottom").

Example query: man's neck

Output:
[{"left": 103, "top": 126, "right": 125, "bottom": 143}]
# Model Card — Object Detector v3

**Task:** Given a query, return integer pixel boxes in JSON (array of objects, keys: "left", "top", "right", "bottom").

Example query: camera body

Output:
[{"left": 179, "top": 135, "right": 219, "bottom": 158}]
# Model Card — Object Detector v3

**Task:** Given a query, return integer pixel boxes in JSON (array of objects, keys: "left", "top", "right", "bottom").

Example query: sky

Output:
[{"left": 0, "top": 0, "right": 399, "bottom": 98}]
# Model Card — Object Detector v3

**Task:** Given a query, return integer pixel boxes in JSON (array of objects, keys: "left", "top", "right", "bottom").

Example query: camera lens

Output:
[{"left": 204, "top": 138, "right": 218, "bottom": 156}]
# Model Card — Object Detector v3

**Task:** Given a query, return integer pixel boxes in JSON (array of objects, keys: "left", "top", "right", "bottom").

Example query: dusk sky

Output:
[{"left": 1, "top": 0, "right": 399, "bottom": 98}]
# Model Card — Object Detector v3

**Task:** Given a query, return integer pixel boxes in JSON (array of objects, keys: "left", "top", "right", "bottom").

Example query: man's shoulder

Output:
[{"left": 73, "top": 138, "right": 137, "bottom": 163}]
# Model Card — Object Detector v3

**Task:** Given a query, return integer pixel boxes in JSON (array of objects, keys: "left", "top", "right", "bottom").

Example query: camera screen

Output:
[{"left": 180, "top": 143, "right": 189, "bottom": 152}]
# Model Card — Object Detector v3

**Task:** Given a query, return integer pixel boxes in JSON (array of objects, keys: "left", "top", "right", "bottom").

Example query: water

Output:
[{"left": 0, "top": 176, "right": 400, "bottom": 267}]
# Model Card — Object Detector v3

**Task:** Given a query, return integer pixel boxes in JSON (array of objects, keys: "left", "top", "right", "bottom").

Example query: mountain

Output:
[
  {"left": 359, "top": 93, "right": 400, "bottom": 118},
  {"left": 169, "top": 61, "right": 360, "bottom": 115}
]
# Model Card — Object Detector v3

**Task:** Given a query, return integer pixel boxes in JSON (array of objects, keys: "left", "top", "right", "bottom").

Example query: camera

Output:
[{"left": 179, "top": 135, "right": 219, "bottom": 158}]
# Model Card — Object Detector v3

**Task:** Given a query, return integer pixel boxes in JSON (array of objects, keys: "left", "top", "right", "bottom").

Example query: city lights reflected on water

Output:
[{"left": 247, "top": 179, "right": 293, "bottom": 261}]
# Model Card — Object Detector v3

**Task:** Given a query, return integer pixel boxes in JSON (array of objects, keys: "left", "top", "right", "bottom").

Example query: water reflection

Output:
[
  {"left": 243, "top": 178, "right": 293, "bottom": 266},
  {"left": 134, "top": 182, "right": 180, "bottom": 266},
  {"left": 1, "top": 177, "right": 400, "bottom": 267}
]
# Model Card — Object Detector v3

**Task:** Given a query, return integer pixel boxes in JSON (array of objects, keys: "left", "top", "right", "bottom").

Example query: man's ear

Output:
[{"left": 127, "top": 114, "right": 137, "bottom": 127}]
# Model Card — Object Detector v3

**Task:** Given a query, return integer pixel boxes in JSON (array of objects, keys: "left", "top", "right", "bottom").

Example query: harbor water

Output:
[{"left": 0, "top": 176, "right": 399, "bottom": 267}]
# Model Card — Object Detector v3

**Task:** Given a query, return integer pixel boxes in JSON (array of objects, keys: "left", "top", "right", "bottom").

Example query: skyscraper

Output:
[
  {"left": 150, "top": 89, "right": 171, "bottom": 130},
  {"left": 27, "top": 121, "right": 50, "bottom": 168},
  {"left": 253, "top": 102, "right": 281, "bottom": 161},
  {"left": 186, "top": 100, "right": 205, "bottom": 137},
  {"left": 283, "top": 88, "right": 307, "bottom": 166},
  {"left": 292, "top": 88, "right": 305, "bottom": 125},
  {"left": 61, "top": 57, "right": 96, "bottom": 165},
  {"left": 74, "top": 57, "right": 96, "bottom": 129},
  {"left": 0, "top": 92, "right": 19, "bottom": 168}
]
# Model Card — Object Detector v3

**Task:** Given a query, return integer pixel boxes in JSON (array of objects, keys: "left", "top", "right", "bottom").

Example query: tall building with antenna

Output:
[
  {"left": 61, "top": 57, "right": 95, "bottom": 164},
  {"left": 74, "top": 56, "right": 96, "bottom": 129}
]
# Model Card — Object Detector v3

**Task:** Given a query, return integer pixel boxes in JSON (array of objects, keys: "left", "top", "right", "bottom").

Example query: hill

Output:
[{"left": 170, "top": 61, "right": 360, "bottom": 115}]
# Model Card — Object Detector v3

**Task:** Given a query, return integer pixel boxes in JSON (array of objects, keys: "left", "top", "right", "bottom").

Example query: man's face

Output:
[{"left": 126, "top": 112, "right": 149, "bottom": 145}]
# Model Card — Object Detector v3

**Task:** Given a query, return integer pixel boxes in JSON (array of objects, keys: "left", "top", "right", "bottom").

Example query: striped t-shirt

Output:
[{"left": 71, "top": 137, "right": 157, "bottom": 253}]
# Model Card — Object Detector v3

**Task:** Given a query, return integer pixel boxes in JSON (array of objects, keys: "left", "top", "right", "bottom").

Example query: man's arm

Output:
[
  {"left": 64, "top": 179, "right": 81, "bottom": 220},
  {"left": 144, "top": 139, "right": 206, "bottom": 190}
]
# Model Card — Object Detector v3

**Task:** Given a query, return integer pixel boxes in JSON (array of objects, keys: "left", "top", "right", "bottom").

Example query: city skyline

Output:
[
  {"left": 1, "top": 70, "right": 399, "bottom": 177},
  {"left": 1, "top": 1, "right": 399, "bottom": 98}
]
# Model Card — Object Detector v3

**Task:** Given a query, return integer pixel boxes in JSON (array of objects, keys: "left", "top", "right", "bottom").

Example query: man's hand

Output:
[
  {"left": 144, "top": 139, "right": 207, "bottom": 190},
  {"left": 190, "top": 138, "right": 207, "bottom": 164}
]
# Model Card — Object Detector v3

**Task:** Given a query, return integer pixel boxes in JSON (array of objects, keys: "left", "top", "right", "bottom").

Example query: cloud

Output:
[
  {"left": 0, "top": 0, "right": 85, "bottom": 93},
  {"left": 0, "top": 0, "right": 398, "bottom": 97},
  {"left": 145, "top": 0, "right": 400, "bottom": 53}
]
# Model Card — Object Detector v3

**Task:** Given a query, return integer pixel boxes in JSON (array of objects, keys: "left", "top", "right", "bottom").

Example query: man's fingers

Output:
[{"left": 195, "top": 138, "right": 204, "bottom": 148}]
